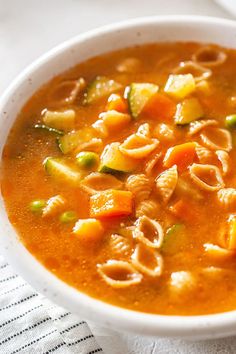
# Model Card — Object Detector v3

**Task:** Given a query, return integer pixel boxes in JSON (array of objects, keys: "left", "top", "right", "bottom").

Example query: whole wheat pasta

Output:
[
  {"left": 133, "top": 216, "right": 164, "bottom": 249},
  {"left": 131, "top": 243, "right": 163, "bottom": 277},
  {"left": 120, "top": 134, "right": 159, "bottom": 159},
  {"left": 188, "top": 119, "right": 218, "bottom": 137},
  {"left": 135, "top": 199, "right": 160, "bottom": 218},
  {"left": 80, "top": 172, "right": 123, "bottom": 195},
  {"left": 42, "top": 195, "right": 66, "bottom": 218},
  {"left": 125, "top": 174, "right": 152, "bottom": 202},
  {"left": 192, "top": 46, "right": 227, "bottom": 67},
  {"left": 97, "top": 260, "right": 142, "bottom": 288},
  {"left": 200, "top": 128, "right": 232, "bottom": 152},
  {"left": 155, "top": 165, "right": 178, "bottom": 203},
  {"left": 189, "top": 163, "right": 224, "bottom": 191},
  {"left": 217, "top": 188, "right": 236, "bottom": 209}
]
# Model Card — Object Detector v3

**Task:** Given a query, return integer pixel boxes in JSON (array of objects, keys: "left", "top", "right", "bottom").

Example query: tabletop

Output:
[{"left": 1, "top": 1, "right": 236, "bottom": 353}]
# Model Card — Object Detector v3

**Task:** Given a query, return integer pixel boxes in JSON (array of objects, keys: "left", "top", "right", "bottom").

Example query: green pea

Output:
[
  {"left": 226, "top": 114, "right": 236, "bottom": 129},
  {"left": 60, "top": 211, "right": 77, "bottom": 224},
  {"left": 76, "top": 151, "right": 99, "bottom": 169},
  {"left": 29, "top": 199, "right": 46, "bottom": 214}
]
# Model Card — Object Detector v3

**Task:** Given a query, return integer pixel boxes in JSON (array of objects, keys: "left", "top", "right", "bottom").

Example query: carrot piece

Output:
[
  {"left": 163, "top": 142, "right": 197, "bottom": 171},
  {"left": 90, "top": 190, "right": 133, "bottom": 218},
  {"left": 73, "top": 218, "right": 104, "bottom": 241},
  {"left": 143, "top": 93, "right": 176, "bottom": 120},
  {"left": 106, "top": 94, "right": 128, "bottom": 113},
  {"left": 169, "top": 199, "right": 199, "bottom": 223}
]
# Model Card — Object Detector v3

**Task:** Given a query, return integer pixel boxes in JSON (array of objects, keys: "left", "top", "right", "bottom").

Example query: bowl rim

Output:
[{"left": 1, "top": 15, "right": 236, "bottom": 339}]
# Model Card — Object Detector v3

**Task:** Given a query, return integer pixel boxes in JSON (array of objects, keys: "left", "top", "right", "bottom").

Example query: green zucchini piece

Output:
[
  {"left": 44, "top": 157, "right": 81, "bottom": 184},
  {"left": 161, "top": 224, "right": 185, "bottom": 255},
  {"left": 34, "top": 124, "right": 64, "bottom": 136},
  {"left": 84, "top": 76, "right": 122, "bottom": 104},
  {"left": 99, "top": 142, "right": 138, "bottom": 174},
  {"left": 128, "top": 83, "right": 159, "bottom": 118},
  {"left": 174, "top": 98, "right": 203, "bottom": 125},
  {"left": 58, "top": 128, "right": 94, "bottom": 154}
]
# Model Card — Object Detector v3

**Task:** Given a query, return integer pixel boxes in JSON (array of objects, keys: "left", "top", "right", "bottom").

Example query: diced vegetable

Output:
[
  {"left": 225, "top": 114, "right": 236, "bottom": 129},
  {"left": 76, "top": 151, "right": 99, "bottom": 169},
  {"left": 84, "top": 76, "right": 122, "bottom": 104},
  {"left": 60, "top": 211, "right": 77, "bottom": 224},
  {"left": 58, "top": 128, "right": 94, "bottom": 154},
  {"left": 169, "top": 271, "right": 196, "bottom": 294},
  {"left": 34, "top": 124, "right": 64, "bottom": 136},
  {"left": 128, "top": 83, "right": 159, "bottom": 118},
  {"left": 169, "top": 199, "right": 198, "bottom": 223},
  {"left": 90, "top": 190, "right": 133, "bottom": 218},
  {"left": 44, "top": 157, "right": 81, "bottom": 184},
  {"left": 174, "top": 98, "right": 203, "bottom": 125},
  {"left": 227, "top": 215, "right": 236, "bottom": 250},
  {"left": 143, "top": 93, "right": 176, "bottom": 120},
  {"left": 99, "top": 110, "right": 131, "bottom": 131},
  {"left": 164, "top": 74, "right": 195, "bottom": 99},
  {"left": 163, "top": 142, "right": 196, "bottom": 171},
  {"left": 99, "top": 142, "right": 138, "bottom": 174},
  {"left": 162, "top": 223, "right": 185, "bottom": 255},
  {"left": 42, "top": 109, "right": 75, "bottom": 131},
  {"left": 73, "top": 218, "right": 104, "bottom": 241},
  {"left": 29, "top": 199, "right": 47, "bottom": 214},
  {"left": 106, "top": 93, "right": 128, "bottom": 113}
]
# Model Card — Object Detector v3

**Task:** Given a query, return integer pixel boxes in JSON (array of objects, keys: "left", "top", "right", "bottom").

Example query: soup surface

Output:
[{"left": 2, "top": 42, "right": 236, "bottom": 315}]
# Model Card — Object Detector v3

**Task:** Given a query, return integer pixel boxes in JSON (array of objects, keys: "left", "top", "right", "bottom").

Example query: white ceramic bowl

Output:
[{"left": 1, "top": 16, "right": 236, "bottom": 340}]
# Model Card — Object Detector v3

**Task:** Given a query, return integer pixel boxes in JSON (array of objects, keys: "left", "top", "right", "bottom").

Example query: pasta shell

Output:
[
  {"left": 42, "top": 195, "right": 66, "bottom": 218},
  {"left": 153, "top": 123, "right": 175, "bottom": 142},
  {"left": 125, "top": 174, "right": 152, "bottom": 202},
  {"left": 109, "top": 234, "right": 132, "bottom": 257},
  {"left": 133, "top": 216, "right": 164, "bottom": 249},
  {"left": 145, "top": 152, "right": 162, "bottom": 176},
  {"left": 120, "top": 134, "right": 159, "bottom": 159},
  {"left": 204, "top": 243, "right": 234, "bottom": 259},
  {"left": 217, "top": 188, "right": 236, "bottom": 209},
  {"left": 137, "top": 123, "right": 150, "bottom": 138},
  {"left": 135, "top": 199, "right": 160, "bottom": 218},
  {"left": 192, "top": 46, "right": 227, "bottom": 67},
  {"left": 92, "top": 119, "right": 109, "bottom": 138},
  {"left": 189, "top": 163, "right": 224, "bottom": 191},
  {"left": 80, "top": 172, "right": 123, "bottom": 195},
  {"left": 116, "top": 57, "right": 141, "bottom": 73},
  {"left": 48, "top": 78, "right": 86, "bottom": 106},
  {"left": 216, "top": 150, "right": 231, "bottom": 176},
  {"left": 200, "top": 128, "right": 232, "bottom": 152},
  {"left": 188, "top": 119, "right": 218, "bottom": 136},
  {"left": 173, "top": 60, "right": 212, "bottom": 82},
  {"left": 195, "top": 144, "right": 214, "bottom": 163},
  {"left": 74, "top": 138, "right": 103, "bottom": 154},
  {"left": 155, "top": 165, "right": 178, "bottom": 203},
  {"left": 97, "top": 260, "right": 142, "bottom": 288},
  {"left": 131, "top": 243, "right": 163, "bottom": 277}
]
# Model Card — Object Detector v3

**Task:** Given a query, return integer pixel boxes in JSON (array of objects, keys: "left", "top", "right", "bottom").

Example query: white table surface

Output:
[{"left": 1, "top": 1, "right": 236, "bottom": 353}]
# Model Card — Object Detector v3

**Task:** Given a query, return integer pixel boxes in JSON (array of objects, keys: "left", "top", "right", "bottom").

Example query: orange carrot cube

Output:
[{"left": 90, "top": 190, "right": 133, "bottom": 218}]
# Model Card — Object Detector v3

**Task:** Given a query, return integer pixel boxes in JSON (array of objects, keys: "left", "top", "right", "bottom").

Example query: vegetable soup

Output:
[{"left": 2, "top": 42, "right": 236, "bottom": 315}]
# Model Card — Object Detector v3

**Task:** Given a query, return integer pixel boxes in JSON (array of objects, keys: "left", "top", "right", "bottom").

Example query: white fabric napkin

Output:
[{"left": 0, "top": 255, "right": 103, "bottom": 354}]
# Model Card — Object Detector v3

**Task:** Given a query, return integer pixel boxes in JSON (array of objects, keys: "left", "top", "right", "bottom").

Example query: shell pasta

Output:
[{"left": 4, "top": 41, "right": 236, "bottom": 316}]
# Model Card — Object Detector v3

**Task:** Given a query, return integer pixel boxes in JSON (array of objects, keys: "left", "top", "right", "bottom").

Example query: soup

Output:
[{"left": 2, "top": 42, "right": 236, "bottom": 316}]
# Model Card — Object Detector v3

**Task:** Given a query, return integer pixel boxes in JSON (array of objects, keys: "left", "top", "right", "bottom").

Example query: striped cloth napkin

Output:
[{"left": 0, "top": 255, "right": 104, "bottom": 354}]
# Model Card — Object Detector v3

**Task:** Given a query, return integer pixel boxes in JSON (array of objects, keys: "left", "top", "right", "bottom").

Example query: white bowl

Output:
[{"left": 1, "top": 16, "right": 236, "bottom": 340}]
